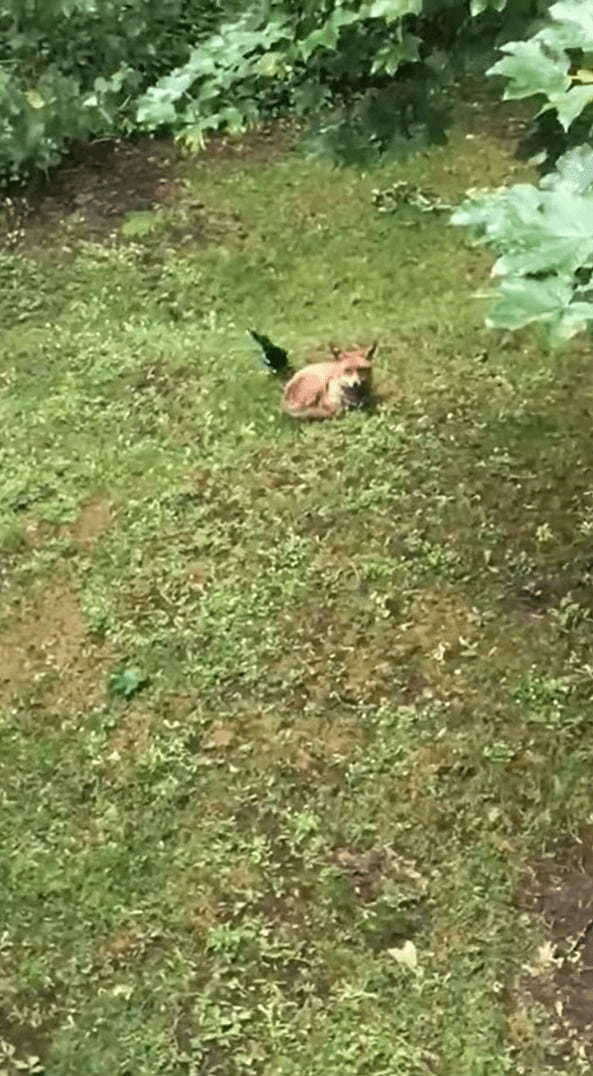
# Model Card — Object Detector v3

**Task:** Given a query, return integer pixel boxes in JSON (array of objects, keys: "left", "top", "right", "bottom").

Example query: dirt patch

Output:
[
  {"left": 17, "top": 498, "right": 111, "bottom": 551},
  {"left": 406, "top": 588, "right": 475, "bottom": 653},
  {"left": 1, "top": 121, "right": 302, "bottom": 254},
  {"left": 198, "top": 118, "right": 302, "bottom": 165},
  {"left": 122, "top": 359, "right": 191, "bottom": 401},
  {"left": 389, "top": 587, "right": 477, "bottom": 701},
  {"left": 0, "top": 1004, "right": 55, "bottom": 1074},
  {"left": 332, "top": 846, "right": 427, "bottom": 905},
  {"left": 267, "top": 595, "right": 397, "bottom": 709},
  {"left": 196, "top": 711, "right": 364, "bottom": 776},
  {"left": 94, "top": 923, "right": 161, "bottom": 973},
  {"left": 63, "top": 497, "right": 112, "bottom": 547},
  {"left": 246, "top": 711, "right": 364, "bottom": 771},
  {"left": 339, "top": 587, "right": 475, "bottom": 705},
  {"left": 1, "top": 137, "right": 181, "bottom": 251},
  {"left": 516, "top": 830, "right": 593, "bottom": 1067},
  {"left": 106, "top": 704, "right": 153, "bottom": 769},
  {"left": 265, "top": 587, "right": 476, "bottom": 712},
  {"left": 0, "top": 583, "right": 111, "bottom": 713},
  {"left": 506, "top": 560, "right": 593, "bottom": 621}
]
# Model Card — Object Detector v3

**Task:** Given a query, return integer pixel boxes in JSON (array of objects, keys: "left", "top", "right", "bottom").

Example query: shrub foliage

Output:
[
  {"left": 453, "top": 0, "right": 593, "bottom": 340},
  {"left": 0, "top": 0, "right": 531, "bottom": 180}
]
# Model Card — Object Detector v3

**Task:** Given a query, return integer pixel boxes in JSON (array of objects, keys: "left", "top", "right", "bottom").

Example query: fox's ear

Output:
[
  {"left": 366, "top": 340, "right": 378, "bottom": 361},
  {"left": 328, "top": 342, "right": 341, "bottom": 359}
]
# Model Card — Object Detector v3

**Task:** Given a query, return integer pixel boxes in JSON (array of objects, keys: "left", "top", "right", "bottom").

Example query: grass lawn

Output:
[{"left": 2, "top": 99, "right": 593, "bottom": 1075}]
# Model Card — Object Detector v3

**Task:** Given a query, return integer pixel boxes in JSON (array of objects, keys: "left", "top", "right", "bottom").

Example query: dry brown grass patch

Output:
[
  {"left": 66, "top": 497, "right": 112, "bottom": 546},
  {"left": 0, "top": 582, "right": 111, "bottom": 712}
]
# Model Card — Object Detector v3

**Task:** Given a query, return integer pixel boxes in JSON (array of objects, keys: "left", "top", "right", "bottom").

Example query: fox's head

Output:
[{"left": 329, "top": 341, "right": 377, "bottom": 389}]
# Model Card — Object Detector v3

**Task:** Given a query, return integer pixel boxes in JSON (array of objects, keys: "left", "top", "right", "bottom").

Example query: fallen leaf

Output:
[
  {"left": 535, "top": 940, "right": 558, "bottom": 969},
  {"left": 387, "top": 939, "right": 418, "bottom": 970},
  {"left": 25, "top": 89, "right": 45, "bottom": 110}
]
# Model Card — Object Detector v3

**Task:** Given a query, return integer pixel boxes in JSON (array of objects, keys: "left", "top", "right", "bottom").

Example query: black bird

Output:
[{"left": 248, "top": 329, "right": 292, "bottom": 375}]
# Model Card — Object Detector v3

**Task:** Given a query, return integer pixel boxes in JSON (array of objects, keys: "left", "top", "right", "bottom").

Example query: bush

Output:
[
  {"left": 453, "top": 0, "right": 593, "bottom": 341},
  {"left": 0, "top": 0, "right": 533, "bottom": 183},
  {"left": 0, "top": 0, "right": 228, "bottom": 181}
]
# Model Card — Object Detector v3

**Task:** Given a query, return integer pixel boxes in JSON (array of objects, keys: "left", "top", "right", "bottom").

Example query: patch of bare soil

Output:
[
  {"left": 343, "top": 587, "right": 476, "bottom": 705},
  {"left": 248, "top": 711, "right": 364, "bottom": 772},
  {"left": 0, "top": 582, "right": 111, "bottom": 713},
  {"left": 63, "top": 496, "right": 112, "bottom": 547},
  {"left": 263, "top": 586, "right": 476, "bottom": 713},
  {"left": 2, "top": 137, "right": 181, "bottom": 251},
  {"left": 195, "top": 711, "right": 363, "bottom": 780},
  {"left": 0, "top": 121, "right": 302, "bottom": 254},
  {"left": 456, "top": 77, "right": 534, "bottom": 145},
  {"left": 198, "top": 118, "right": 302, "bottom": 164},
  {"left": 20, "top": 497, "right": 112, "bottom": 551},
  {"left": 106, "top": 704, "right": 154, "bottom": 772},
  {"left": 516, "top": 830, "right": 593, "bottom": 1067},
  {"left": 332, "top": 846, "right": 427, "bottom": 904},
  {"left": 506, "top": 560, "right": 593, "bottom": 622},
  {"left": 0, "top": 1003, "right": 55, "bottom": 1074}
]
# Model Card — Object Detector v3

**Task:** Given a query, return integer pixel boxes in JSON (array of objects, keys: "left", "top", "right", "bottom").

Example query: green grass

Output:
[{"left": 1, "top": 116, "right": 593, "bottom": 1075}]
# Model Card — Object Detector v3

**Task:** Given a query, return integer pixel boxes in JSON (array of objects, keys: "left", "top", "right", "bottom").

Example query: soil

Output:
[
  {"left": 0, "top": 122, "right": 302, "bottom": 254},
  {"left": 63, "top": 496, "right": 112, "bottom": 547},
  {"left": 2, "top": 137, "right": 181, "bottom": 251},
  {"left": 517, "top": 830, "right": 593, "bottom": 1067},
  {"left": 332, "top": 846, "right": 428, "bottom": 904},
  {"left": 0, "top": 581, "right": 111, "bottom": 714}
]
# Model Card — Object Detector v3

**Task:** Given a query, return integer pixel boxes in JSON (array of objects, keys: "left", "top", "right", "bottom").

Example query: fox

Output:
[{"left": 281, "top": 341, "right": 377, "bottom": 420}]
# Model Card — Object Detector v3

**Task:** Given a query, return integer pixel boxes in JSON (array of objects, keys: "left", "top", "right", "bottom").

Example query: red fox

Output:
[{"left": 281, "top": 342, "right": 377, "bottom": 420}]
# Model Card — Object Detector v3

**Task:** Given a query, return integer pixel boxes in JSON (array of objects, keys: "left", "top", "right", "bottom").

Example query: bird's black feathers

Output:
[{"left": 248, "top": 329, "right": 291, "bottom": 375}]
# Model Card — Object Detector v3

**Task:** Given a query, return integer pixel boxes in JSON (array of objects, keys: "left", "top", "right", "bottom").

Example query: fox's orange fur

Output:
[{"left": 281, "top": 342, "right": 377, "bottom": 420}]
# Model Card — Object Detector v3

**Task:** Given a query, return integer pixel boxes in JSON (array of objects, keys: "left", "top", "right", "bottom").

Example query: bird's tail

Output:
[{"left": 247, "top": 329, "right": 293, "bottom": 378}]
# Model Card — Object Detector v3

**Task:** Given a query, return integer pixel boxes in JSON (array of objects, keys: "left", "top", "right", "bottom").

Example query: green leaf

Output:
[
  {"left": 255, "top": 51, "right": 287, "bottom": 77},
  {"left": 451, "top": 184, "right": 542, "bottom": 241},
  {"left": 364, "top": 0, "right": 422, "bottom": 20},
  {"left": 371, "top": 33, "right": 421, "bottom": 74},
  {"left": 471, "top": 0, "right": 508, "bottom": 13},
  {"left": 24, "top": 89, "right": 45, "bottom": 110},
  {"left": 299, "top": 10, "right": 360, "bottom": 62},
  {"left": 486, "top": 276, "right": 569, "bottom": 327},
  {"left": 136, "top": 69, "right": 195, "bottom": 127},
  {"left": 541, "top": 144, "right": 593, "bottom": 193},
  {"left": 488, "top": 38, "right": 570, "bottom": 100},
  {"left": 455, "top": 158, "right": 593, "bottom": 277},
  {"left": 549, "top": 0, "right": 593, "bottom": 48},
  {"left": 109, "top": 665, "right": 148, "bottom": 699},
  {"left": 498, "top": 194, "right": 593, "bottom": 277},
  {"left": 487, "top": 277, "right": 593, "bottom": 341},
  {"left": 544, "top": 84, "right": 593, "bottom": 130},
  {"left": 292, "top": 81, "right": 330, "bottom": 116}
]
